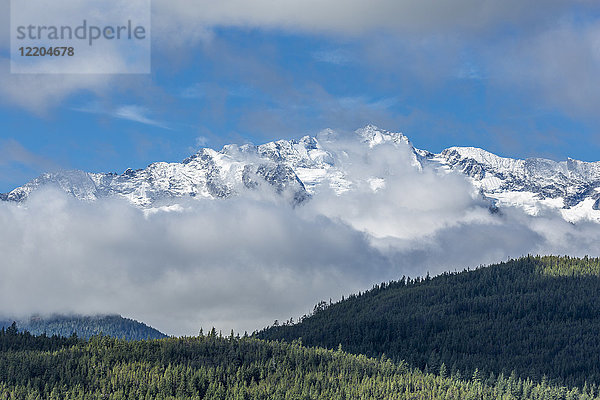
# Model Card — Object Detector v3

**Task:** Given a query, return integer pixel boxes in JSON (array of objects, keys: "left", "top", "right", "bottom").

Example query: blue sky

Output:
[{"left": 1, "top": 0, "right": 600, "bottom": 193}]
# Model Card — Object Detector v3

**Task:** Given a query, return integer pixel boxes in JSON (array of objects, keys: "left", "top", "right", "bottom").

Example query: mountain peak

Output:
[
  {"left": 355, "top": 125, "right": 409, "bottom": 148},
  {"left": 2, "top": 126, "right": 600, "bottom": 222}
]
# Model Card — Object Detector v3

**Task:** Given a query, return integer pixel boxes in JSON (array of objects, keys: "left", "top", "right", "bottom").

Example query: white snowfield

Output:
[{"left": 3, "top": 125, "right": 600, "bottom": 223}]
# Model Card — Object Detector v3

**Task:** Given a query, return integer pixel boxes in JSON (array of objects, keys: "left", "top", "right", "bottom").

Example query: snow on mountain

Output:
[
  {"left": 4, "top": 147, "right": 310, "bottom": 208},
  {"left": 3, "top": 125, "right": 600, "bottom": 223},
  {"left": 434, "top": 146, "right": 600, "bottom": 221}
]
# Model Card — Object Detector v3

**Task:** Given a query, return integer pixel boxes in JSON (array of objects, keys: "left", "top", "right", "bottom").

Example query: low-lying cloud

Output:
[{"left": 1, "top": 137, "right": 600, "bottom": 336}]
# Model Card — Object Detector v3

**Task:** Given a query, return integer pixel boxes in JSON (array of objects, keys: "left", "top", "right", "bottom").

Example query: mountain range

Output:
[{"left": 3, "top": 125, "right": 600, "bottom": 222}]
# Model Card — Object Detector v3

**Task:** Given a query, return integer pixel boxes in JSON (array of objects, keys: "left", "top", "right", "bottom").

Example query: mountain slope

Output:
[
  {"left": 3, "top": 125, "right": 600, "bottom": 221},
  {"left": 0, "top": 314, "right": 166, "bottom": 340},
  {"left": 257, "top": 256, "right": 600, "bottom": 387}
]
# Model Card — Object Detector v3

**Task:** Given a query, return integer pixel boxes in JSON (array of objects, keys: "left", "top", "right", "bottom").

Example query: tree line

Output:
[{"left": 0, "top": 326, "right": 598, "bottom": 399}]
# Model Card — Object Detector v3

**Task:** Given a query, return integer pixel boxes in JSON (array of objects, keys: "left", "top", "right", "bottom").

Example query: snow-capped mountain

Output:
[
  {"left": 3, "top": 125, "right": 600, "bottom": 222},
  {"left": 434, "top": 146, "right": 600, "bottom": 220}
]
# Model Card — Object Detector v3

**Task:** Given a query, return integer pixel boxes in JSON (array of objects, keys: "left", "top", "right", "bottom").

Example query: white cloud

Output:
[
  {"left": 73, "top": 102, "right": 171, "bottom": 129},
  {"left": 195, "top": 136, "right": 209, "bottom": 147},
  {"left": 486, "top": 20, "right": 600, "bottom": 117},
  {"left": 114, "top": 105, "right": 171, "bottom": 129},
  {"left": 0, "top": 189, "right": 380, "bottom": 335},
  {"left": 0, "top": 57, "right": 112, "bottom": 113}
]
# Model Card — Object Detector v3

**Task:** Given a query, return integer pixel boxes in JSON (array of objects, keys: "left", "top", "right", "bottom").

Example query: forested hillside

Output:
[
  {"left": 0, "top": 314, "right": 166, "bottom": 341},
  {"left": 0, "top": 327, "right": 597, "bottom": 399},
  {"left": 258, "top": 256, "right": 600, "bottom": 388}
]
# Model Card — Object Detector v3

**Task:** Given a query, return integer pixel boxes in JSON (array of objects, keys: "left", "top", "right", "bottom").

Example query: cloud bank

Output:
[
  {"left": 2, "top": 137, "right": 600, "bottom": 336},
  {"left": 153, "top": 0, "right": 596, "bottom": 36}
]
